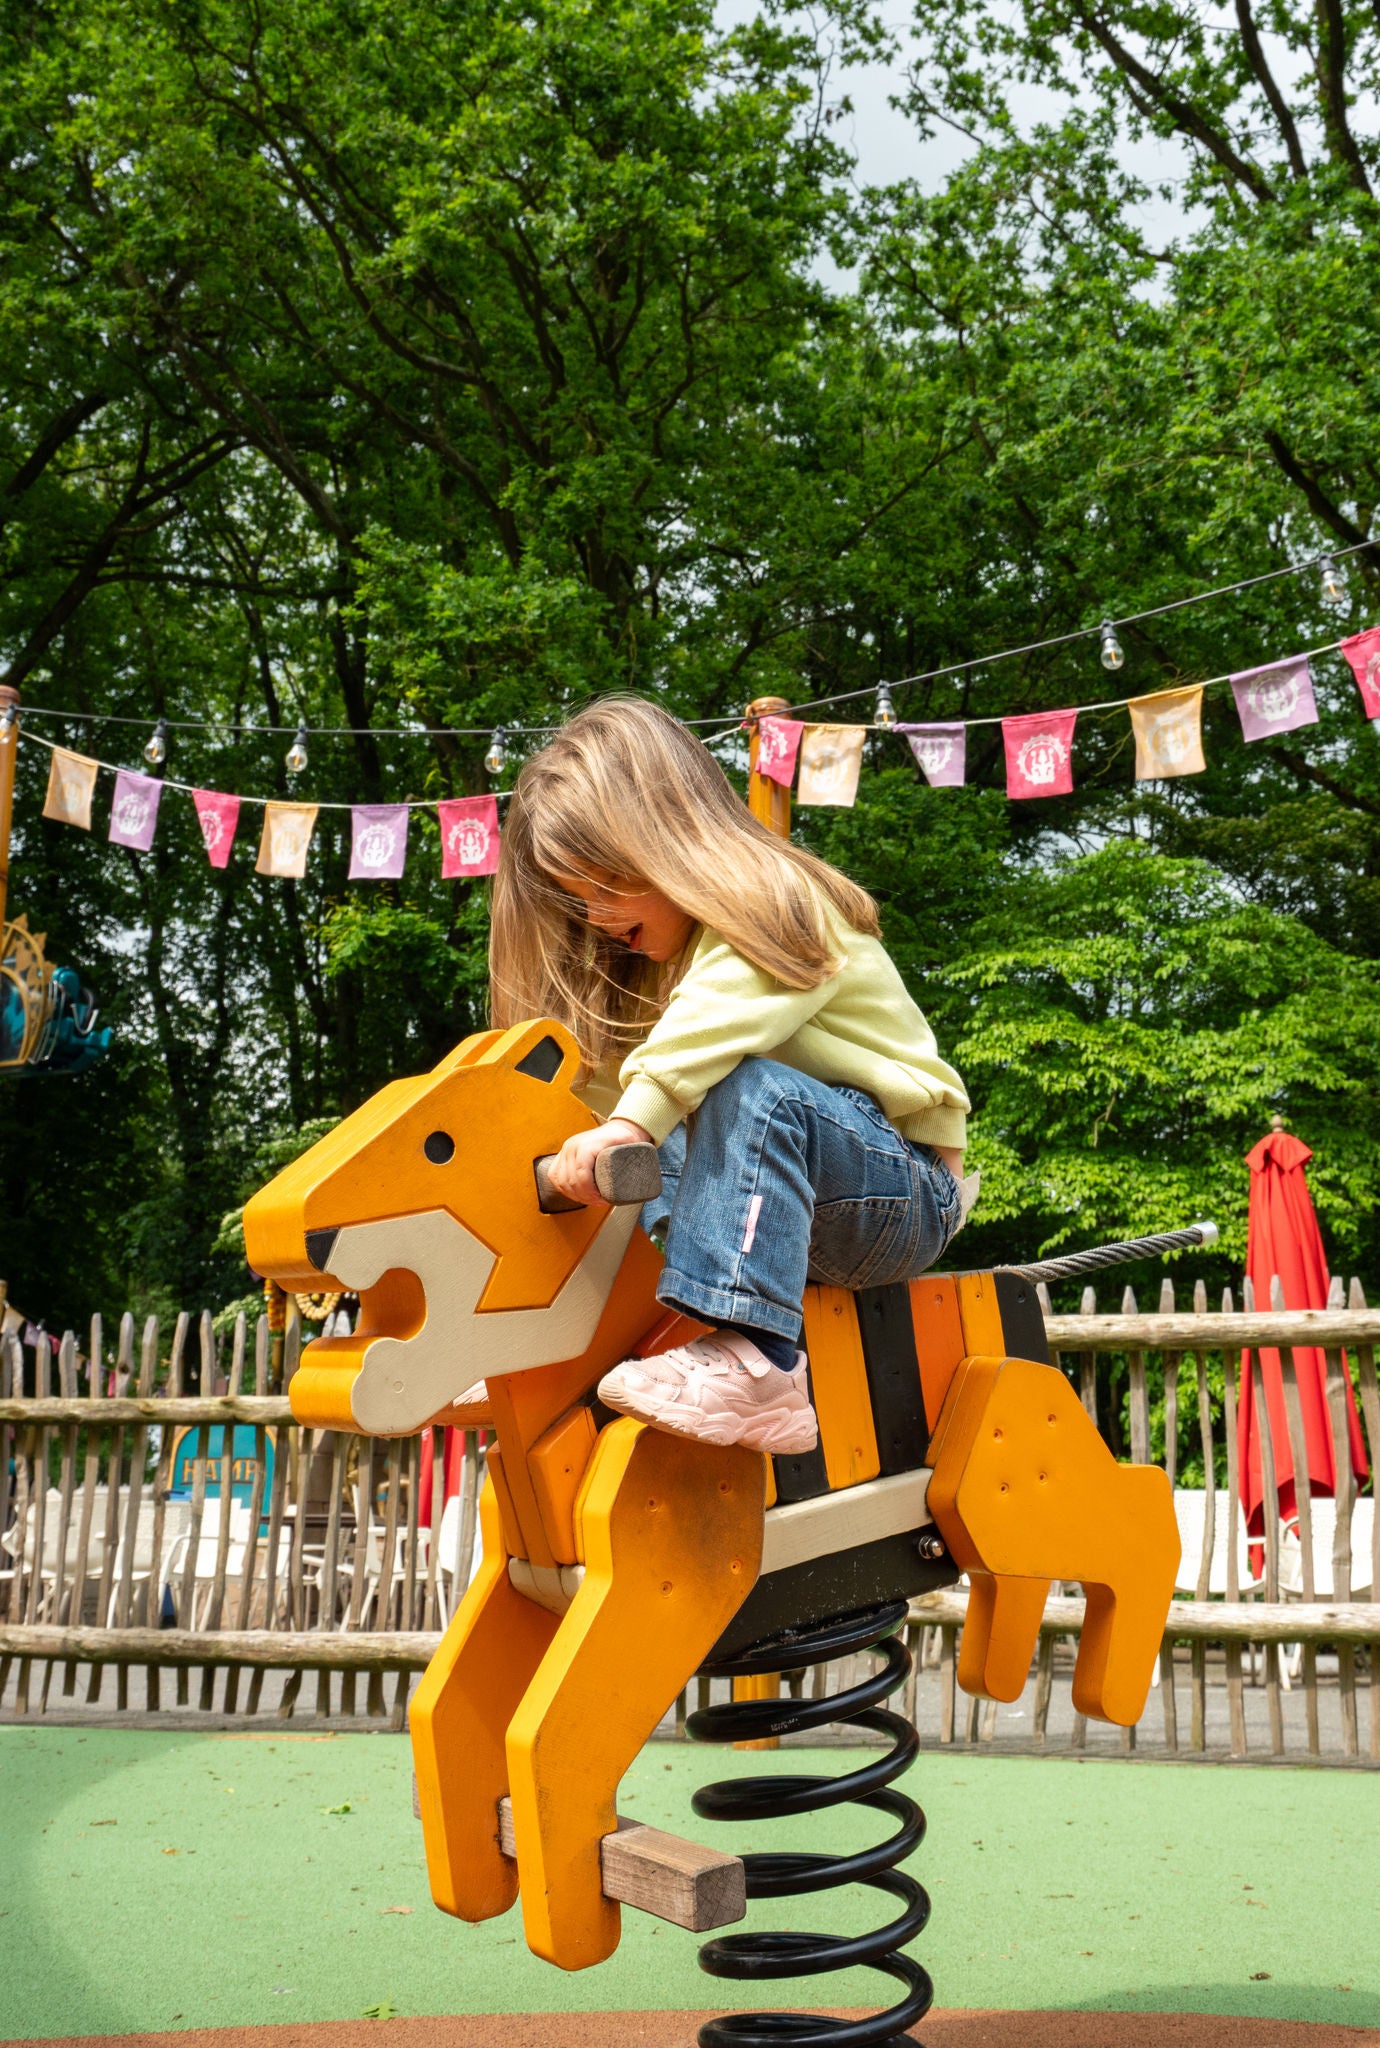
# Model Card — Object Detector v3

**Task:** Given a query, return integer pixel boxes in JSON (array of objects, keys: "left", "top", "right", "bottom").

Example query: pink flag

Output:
[
  {"left": 1341, "top": 627, "right": 1380, "bottom": 718},
  {"left": 754, "top": 716, "right": 804, "bottom": 788},
  {"left": 193, "top": 790, "right": 241, "bottom": 869},
  {"left": 439, "top": 795, "right": 500, "bottom": 878},
  {"left": 1003, "top": 709, "right": 1077, "bottom": 799},
  {"left": 898, "top": 723, "right": 966, "bottom": 788},
  {"left": 1230, "top": 656, "right": 1318, "bottom": 741},
  {"left": 108, "top": 769, "right": 164, "bottom": 852},
  {"left": 349, "top": 804, "right": 409, "bottom": 881}
]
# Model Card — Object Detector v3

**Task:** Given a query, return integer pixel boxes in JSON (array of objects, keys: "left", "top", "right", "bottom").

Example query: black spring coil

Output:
[{"left": 688, "top": 1598, "right": 932, "bottom": 2048}]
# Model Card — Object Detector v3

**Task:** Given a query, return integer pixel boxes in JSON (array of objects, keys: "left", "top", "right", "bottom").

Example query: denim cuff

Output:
[{"left": 655, "top": 1268, "right": 803, "bottom": 1343}]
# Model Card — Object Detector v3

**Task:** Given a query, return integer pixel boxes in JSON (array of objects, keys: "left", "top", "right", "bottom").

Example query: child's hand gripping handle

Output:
[{"left": 533, "top": 1141, "right": 663, "bottom": 1215}]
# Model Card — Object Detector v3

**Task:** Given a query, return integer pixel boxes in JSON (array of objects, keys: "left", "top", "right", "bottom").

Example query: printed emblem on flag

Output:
[
  {"left": 898, "top": 723, "right": 966, "bottom": 788},
  {"left": 1341, "top": 627, "right": 1380, "bottom": 719},
  {"left": 1127, "top": 686, "right": 1205, "bottom": 781},
  {"left": 349, "top": 804, "right": 409, "bottom": 881},
  {"left": 256, "top": 801, "right": 319, "bottom": 878},
  {"left": 42, "top": 748, "right": 99, "bottom": 831},
  {"left": 108, "top": 768, "right": 164, "bottom": 852},
  {"left": 1230, "top": 657, "right": 1318, "bottom": 741},
  {"left": 193, "top": 790, "right": 241, "bottom": 869},
  {"left": 1003, "top": 709, "right": 1077, "bottom": 799},
  {"left": 796, "top": 726, "right": 864, "bottom": 806},
  {"left": 754, "top": 716, "right": 804, "bottom": 788},
  {"left": 438, "top": 795, "right": 501, "bottom": 879}
]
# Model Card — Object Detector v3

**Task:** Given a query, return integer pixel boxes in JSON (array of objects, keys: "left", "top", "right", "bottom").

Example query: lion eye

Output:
[{"left": 423, "top": 1131, "right": 455, "bottom": 1164}]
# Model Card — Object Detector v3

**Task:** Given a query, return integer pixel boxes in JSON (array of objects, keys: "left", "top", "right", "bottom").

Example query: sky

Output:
[{"left": 713, "top": 0, "right": 1199, "bottom": 282}]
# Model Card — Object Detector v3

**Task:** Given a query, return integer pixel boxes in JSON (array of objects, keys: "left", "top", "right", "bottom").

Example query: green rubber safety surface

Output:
[{"left": 0, "top": 1727, "right": 1374, "bottom": 2039}]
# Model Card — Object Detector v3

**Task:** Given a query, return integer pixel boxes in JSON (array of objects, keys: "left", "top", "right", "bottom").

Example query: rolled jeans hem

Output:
[{"left": 655, "top": 1270, "right": 803, "bottom": 1343}]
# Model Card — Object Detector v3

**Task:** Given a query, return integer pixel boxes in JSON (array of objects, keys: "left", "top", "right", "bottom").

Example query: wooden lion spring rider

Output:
[{"left": 245, "top": 1019, "right": 1201, "bottom": 2048}]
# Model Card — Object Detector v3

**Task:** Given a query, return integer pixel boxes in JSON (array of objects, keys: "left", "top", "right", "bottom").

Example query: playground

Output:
[
  {"left": 3, "top": 1723, "right": 1376, "bottom": 2046},
  {"left": 6, "top": 1, "right": 1380, "bottom": 2043}
]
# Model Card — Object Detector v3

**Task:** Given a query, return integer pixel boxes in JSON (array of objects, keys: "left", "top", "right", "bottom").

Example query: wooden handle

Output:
[{"left": 534, "top": 1141, "right": 663, "bottom": 1214}]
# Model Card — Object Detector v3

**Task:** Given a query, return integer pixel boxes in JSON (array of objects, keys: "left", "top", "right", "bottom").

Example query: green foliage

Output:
[
  {"left": 0, "top": 0, "right": 1377, "bottom": 1323},
  {"left": 950, "top": 842, "right": 1380, "bottom": 1272}
]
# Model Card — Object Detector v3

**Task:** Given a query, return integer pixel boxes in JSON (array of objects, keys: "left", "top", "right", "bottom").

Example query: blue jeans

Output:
[{"left": 642, "top": 1056, "right": 963, "bottom": 1343}]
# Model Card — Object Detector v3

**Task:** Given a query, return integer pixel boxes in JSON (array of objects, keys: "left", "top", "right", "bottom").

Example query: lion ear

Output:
[
  {"left": 480, "top": 1018, "right": 583, "bottom": 1091},
  {"left": 429, "top": 1019, "right": 582, "bottom": 1088}
]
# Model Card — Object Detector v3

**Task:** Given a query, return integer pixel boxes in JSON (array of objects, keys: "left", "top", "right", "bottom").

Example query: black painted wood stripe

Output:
[
  {"left": 856, "top": 1281, "right": 929, "bottom": 1472},
  {"left": 994, "top": 1269, "right": 1050, "bottom": 1364},
  {"left": 770, "top": 1362, "right": 832, "bottom": 1505}
]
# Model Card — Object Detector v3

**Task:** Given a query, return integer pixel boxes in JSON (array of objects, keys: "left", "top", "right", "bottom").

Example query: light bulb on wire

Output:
[
  {"left": 285, "top": 724, "right": 309, "bottom": 776},
  {"left": 485, "top": 729, "right": 508, "bottom": 775},
  {"left": 1099, "top": 620, "right": 1125, "bottom": 672},
  {"left": 143, "top": 717, "right": 168, "bottom": 768},
  {"left": 0, "top": 702, "right": 17, "bottom": 745},
  {"left": 1319, "top": 556, "right": 1347, "bottom": 607},
  {"left": 874, "top": 683, "right": 898, "bottom": 730}
]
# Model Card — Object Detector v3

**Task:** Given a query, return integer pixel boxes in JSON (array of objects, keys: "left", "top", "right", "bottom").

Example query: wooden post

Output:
[
  {"left": 734, "top": 696, "right": 793, "bottom": 1746},
  {"left": 0, "top": 684, "right": 19, "bottom": 933},
  {"left": 745, "top": 694, "right": 792, "bottom": 839}
]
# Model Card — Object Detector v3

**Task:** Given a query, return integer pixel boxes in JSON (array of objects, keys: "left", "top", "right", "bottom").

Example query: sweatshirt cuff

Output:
[
  {"left": 612, "top": 1076, "right": 687, "bottom": 1146},
  {"left": 900, "top": 1104, "right": 968, "bottom": 1151}
]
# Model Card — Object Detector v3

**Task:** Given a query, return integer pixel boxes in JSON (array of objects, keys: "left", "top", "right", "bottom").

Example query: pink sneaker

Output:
[{"left": 597, "top": 1331, "right": 818, "bottom": 1454}]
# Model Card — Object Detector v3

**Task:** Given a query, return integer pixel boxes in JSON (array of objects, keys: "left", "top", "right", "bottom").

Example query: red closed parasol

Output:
[{"left": 1236, "top": 1125, "right": 1368, "bottom": 1544}]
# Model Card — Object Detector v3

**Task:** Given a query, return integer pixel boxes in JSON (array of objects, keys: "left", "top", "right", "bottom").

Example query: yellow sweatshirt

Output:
[{"left": 599, "top": 904, "right": 969, "bottom": 1150}]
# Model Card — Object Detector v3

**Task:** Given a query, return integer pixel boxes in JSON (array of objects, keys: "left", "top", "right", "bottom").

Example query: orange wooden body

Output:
[{"left": 243, "top": 1022, "right": 1178, "bottom": 1971}]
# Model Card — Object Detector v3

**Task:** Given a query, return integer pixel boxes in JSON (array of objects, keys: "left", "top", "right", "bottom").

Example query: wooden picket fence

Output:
[{"left": 2, "top": 1280, "right": 1378, "bottom": 1762}]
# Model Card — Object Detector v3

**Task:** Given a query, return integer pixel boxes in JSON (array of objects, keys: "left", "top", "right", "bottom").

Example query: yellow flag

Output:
[
  {"left": 256, "top": 801, "right": 319, "bottom": 878},
  {"left": 797, "top": 725, "right": 865, "bottom": 806},
  {"left": 42, "top": 748, "right": 99, "bottom": 829},
  {"left": 1127, "top": 685, "right": 1206, "bottom": 780}
]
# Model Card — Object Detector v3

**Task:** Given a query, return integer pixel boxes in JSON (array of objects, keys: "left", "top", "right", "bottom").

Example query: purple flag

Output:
[
  {"left": 108, "top": 769, "right": 164, "bottom": 851},
  {"left": 349, "top": 803, "right": 410, "bottom": 881},
  {"left": 898, "top": 723, "right": 966, "bottom": 788},
  {"left": 1230, "top": 657, "right": 1318, "bottom": 742}
]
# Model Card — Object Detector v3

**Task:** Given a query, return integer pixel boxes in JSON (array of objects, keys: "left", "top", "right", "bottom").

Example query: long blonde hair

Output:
[{"left": 489, "top": 696, "right": 880, "bottom": 1066}]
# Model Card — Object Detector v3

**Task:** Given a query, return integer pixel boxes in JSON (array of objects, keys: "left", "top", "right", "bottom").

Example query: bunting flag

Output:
[
  {"left": 42, "top": 748, "right": 99, "bottom": 830},
  {"left": 797, "top": 725, "right": 864, "bottom": 806},
  {"left": 107, "top": 768, "right": 164, "bottom": 851},
  {"left": 438, "top": 795, "right": 500, "bottom": 878},
  {"left": 1127, "top": 685, "right": 1206, "bottom": 781},
  {"left": 755, "top": 716, "right": 805, "bottom": 788},
  {"left": 1003, "top": 709, "right": 1077, "bottom": 799},
  {"left": 898, "top": 722, "right": 966, "bottom": 788},
  {"left": 349, "top": 803, "right": 409, "bottom": 881},
  {"left": 1341, "top": 626, "right": 1380, "bottom": 718},
  {"left": 1231, "top": 656, "right": 1318, "bottom": 742},
  {"left": 193, "top": 790, "right": 240, "bottom": 869},
  {"left": 255, "top": 801, "right": 318, "bottom": 878}
]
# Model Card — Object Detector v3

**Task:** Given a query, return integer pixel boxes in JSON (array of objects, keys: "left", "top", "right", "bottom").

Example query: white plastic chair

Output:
[
  {"left": 1171, "top": 1487, "right": 1264, "bottom": 1599},
  {"left": 1278, "top": 1497, "right": 1376, "bottom": 1599},
  {"left": 434, "top": 1491, "right": 485, "bottom": 1626},
  {"left": 161, "top": 1498, "right": 251, "bottom": 1630}
]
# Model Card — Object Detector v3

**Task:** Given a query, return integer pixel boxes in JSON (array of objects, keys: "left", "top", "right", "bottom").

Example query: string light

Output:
[
  {"left": 874, "top": 683, "right": 897, "bottom": 729},
  {"left": 1320, "top": 557, "right": 1347, "bottom": 607},
  {"left": 285, "top": 724, "right": 309, "bottom": 776},
  {"left": 1099, "top": 620, "right": 1125, "bottom": 672},
  {"left": 484, "top": 729, "right": 508, "bottom": 775},
  {"left": 142, "top": 717, "right": 168, "bottom": 768}
]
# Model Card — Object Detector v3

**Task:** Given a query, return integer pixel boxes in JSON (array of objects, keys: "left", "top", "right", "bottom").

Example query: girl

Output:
[{"left": 490, "top": 696, "right": 974, "bottom": 1455}]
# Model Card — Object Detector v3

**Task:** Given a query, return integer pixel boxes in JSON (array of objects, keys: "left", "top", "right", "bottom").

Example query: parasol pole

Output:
[
  {"left": 745, "top": 693, "right": 792, "bottom": 839},
  {"left": 0, "top": 685, "right": 19, "bottom": 933}
]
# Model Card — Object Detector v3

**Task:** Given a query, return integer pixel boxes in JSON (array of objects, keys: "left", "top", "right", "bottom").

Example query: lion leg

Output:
[
  {"left": 505, "top": 1418, "right": 765, "bottom": 1970},
  {"left": 410, "top": 1477, "right": 560, "bottom": 1922}
]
